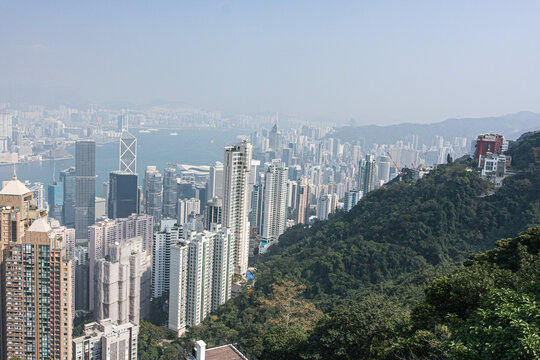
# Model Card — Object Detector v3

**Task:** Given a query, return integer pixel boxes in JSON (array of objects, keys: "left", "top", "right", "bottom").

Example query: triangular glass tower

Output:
[{"left": 119, "top": 130, "right": 137, "bottom": 173}]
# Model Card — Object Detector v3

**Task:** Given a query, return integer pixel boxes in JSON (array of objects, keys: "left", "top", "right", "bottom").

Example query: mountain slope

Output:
[
  {"left": 185, "top": 131, "right": 540, "bottom": 359},
  {"left": 331, "top": 111, "right": 540, "bottom": 147}
]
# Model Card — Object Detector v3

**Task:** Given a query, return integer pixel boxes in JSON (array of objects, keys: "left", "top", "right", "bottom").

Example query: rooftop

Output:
[
  {"left": 206, "top": 344, "right": 248, "bottom": 360},
  {"left": 27, "top": 217, "right": 52, "bottom": 233},
  {"left": 0, "top": 174, "right": 32, "bottom": 196}
]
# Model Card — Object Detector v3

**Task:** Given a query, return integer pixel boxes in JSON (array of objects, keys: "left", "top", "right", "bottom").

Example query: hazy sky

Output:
[{"left": 1, "top": 1, "right": 540, "bottom": 124}]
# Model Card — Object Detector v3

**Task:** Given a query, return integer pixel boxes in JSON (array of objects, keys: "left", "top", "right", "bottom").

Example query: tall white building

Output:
[
  {"left": 186, "top": 232, "right": 214, "bottom": 327},
  {"left": 207, "top": 162, "right": 224, "bottom": 201},
  {"left": 168, "top": 224, "right": 232, "bottom": 336},
  {"left": 223, "top": 141, "right": 252, "bottom": 276},
  {"left": 344, "top": 190, "right": 362, "bottom": 212},
  {"left": 152, "top": 219, "right": 182, "bottom": 298},
  {"left": 260, "top": 160, "right": 288, "bottom": 244},
  {"left": 177, "top": 197, "right": 200, "bottom": 226},
  {"left": 0, "top": 112, "right": 12, "bottom": 152},
  {"left": 168, "top": 241, "right": 189, "bottom": 336},
  {"left": 316, "top": 194, "right": 338, "bottom": 220}
]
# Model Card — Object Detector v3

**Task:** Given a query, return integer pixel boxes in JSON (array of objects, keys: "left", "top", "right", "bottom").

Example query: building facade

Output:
[
  {"left": 260, "top": 160, "right": 288, "bottom": 243},
  {"left": 223, "top": 141, "right": 252, "bottom": 276},
  {"left": 75, "top": 141, "right": 96, "bottom": 239},
  {"left": 108, "top": 171, "right": 139, "bottom": 219}
]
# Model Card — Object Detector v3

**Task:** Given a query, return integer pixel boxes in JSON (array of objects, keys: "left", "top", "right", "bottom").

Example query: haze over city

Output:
[
  {"left": 0, "top": 2, "right": 539, "bottom": 360},
  {"left": 2, "top": 1, "right": 540, "bottom": 124}
]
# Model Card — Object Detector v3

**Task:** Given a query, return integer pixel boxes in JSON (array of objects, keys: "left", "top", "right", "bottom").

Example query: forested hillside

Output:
[{"left": 185, "top": 131, "right": 540, "bottom": 359}]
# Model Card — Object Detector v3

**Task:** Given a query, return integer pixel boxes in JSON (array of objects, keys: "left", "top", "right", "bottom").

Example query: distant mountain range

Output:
[{"left": 331, "top": 111, "right": 540, "bottom": 147}]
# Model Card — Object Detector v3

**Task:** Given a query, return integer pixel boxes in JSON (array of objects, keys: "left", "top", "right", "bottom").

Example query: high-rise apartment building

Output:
[
  {"left": 344, "top": 190, "right": 362, "bottom": 212},
  {"left": 152, "top": 220, "right": 181, "bottom": 299},
  {"left": 88, "top": 214, "right": 153, "bottom": 310},
  {"left": 108, "top": 171, "right": 139, "bottom": 219},
  {"left": 377, "top": 155, "right": 391, "bottom": 184},
  {"left": 119, "top": 129, "right": 137, "bottom": 174},
  {"left": 207, "top": 162, "right": 224, "bottom": 201},
  {"left": 317, "top": 194, "right": 331, "bottom": 220},
  {"left": 168, "top": 241, "right": 189, "bottom": 336},
  {"left": 223, "top": 141, "right": 252, "bottom": 275},
  {"left": 168, "top": 225, "right": 232, "bottom": 336},
  {"left": 144, "top": 166, "right": 162, "bottom": 221},
  {"left": 177, "top": 197, "right": 200, "bottom": 226},
  {"left": 94, "top": 236, "right": 151, "bottom": 325},
  {"left": 0, "top": 175, "right": 40, "bottom": 358},
  {"left": 0, "top": 113, "right": 12, "bottom": 152},
  {"left": 358, "top": 154, "right": 376, "bottom": 195},
  {"left": 204, "top": 197, "right": 222, "bottom": 230},
  {"left": 75, "top": 141, "right": 96, "bottom": 239},
  {"left": 162, "top": 168, "right": 178, "bottom": 218},
  {"left": 260, "top": 160, "right": 288, "bottom": 243},
  {"left": 2, "top": 218, "right": 73, "bottom": 360},
  {"left": 295, "top": 177, "right": 310, "bottom": 225},
  {"left": 61, "top": 167, "right": 77, "bottom": 228},
  {"left": 249, "top": 184, "right": 263, "bottom": 230}
]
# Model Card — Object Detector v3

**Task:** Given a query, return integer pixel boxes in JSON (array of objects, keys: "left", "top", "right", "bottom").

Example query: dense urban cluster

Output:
[{"left": 0, "top": 106, "right": 533, "bottom": 360}]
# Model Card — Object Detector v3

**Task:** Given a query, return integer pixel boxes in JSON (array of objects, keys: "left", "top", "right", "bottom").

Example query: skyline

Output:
[{"left": 1, "top": 1, "right": 540, "bottom": 125}]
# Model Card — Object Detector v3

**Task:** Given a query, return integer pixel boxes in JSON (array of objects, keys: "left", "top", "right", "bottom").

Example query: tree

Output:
[
  {"left": 449, "top": 288, "right": 540, "bottom": 360},
  {"left": 261, "top": 326, "right": 309, "bottom": 360},
  {"left": 447, "top": 154, "right": 453, "bottom": 164},
  {"left": 259, "top": 280, "right": 322, "bottom": 329},
  {"left": 308, "top": 294, "right": 407, "bottom": 360}
]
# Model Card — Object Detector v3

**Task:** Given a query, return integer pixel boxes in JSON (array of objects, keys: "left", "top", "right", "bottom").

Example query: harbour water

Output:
[{"left": 0, "top": 129, "right": 247, "bottom": 198}]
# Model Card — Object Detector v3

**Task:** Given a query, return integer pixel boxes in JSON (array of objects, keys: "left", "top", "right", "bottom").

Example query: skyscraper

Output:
[
  {"left": 260, "top": 160, "right": 288, "bottom": 244},
  {"left": 119, "top": 129, "right": 137, "bottom": 174},
  {"left": 2, "top": 218, "right": 73, "bottom": 360},
  {"left": 295, "top": 177, "right": 310, "bottom": 225},
  {"left": 94, "top": 236, "right": 151, "bottom": 325},
  {"left": 177, "top": 197, "right": 200, "bottom": 226},
  {"left": 162, "top": 168, "right": 178, "bottom": 218},
  {"left": 75, "top": 141, "right": 96, "bottom": 239},
  {"left": 152, "top": 220, "right": 181, "bottom": 299},
  {"left": 144, "top": 166, "right": 162, "bottom": 221},
  {"left": 317, "top": 194, "right": 331, "bottom": 220},
  {"left": 108, "top": 171, "right": 139, "bottom": 219},
  {"left": 344, "top": 190, "right": 361, "bottom": 212},
  {"left": 204, "top": 196, "right": 222, "bottom": 230},
  {"left": 207, "top": 162, "right": 224, "bottom": 201},
  {"left": 61, "top": 167, "right": 76, "bottom": 228},
  {"left": 249, "top": 184, "right": 263, "bottom": 230},
  {"left": 88, "top": 214, "right": 154, "bottom": 310},
  {"left": 377, "top": 155, "right": 391, "bottom": 184},
  {"left": 168, "top": 224, "right": 232, "bottom": 336},
  {"left": 223, "top": 141, "right": 252, "bottom": 276},
  {"left": 0, "top": 174, "right": 41, "bottom": 356},
  {"left": 359, "top": 154, "right": 376, "bottom": 195},
  {"left": 48, "top": 180, "right": 64, "bottom": 222},
  {"left": 0, "top": 113, "right": 12, "bottom": 152}
]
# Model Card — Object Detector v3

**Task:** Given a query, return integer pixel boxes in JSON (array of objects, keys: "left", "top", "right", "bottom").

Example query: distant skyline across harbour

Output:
[{"left": 0, "top": 128, "right": 247, "bottom": 198}]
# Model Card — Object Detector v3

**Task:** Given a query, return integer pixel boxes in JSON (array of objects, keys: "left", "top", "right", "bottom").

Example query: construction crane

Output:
[{"left": 386, "top": 152, "right": 408, "bottom": 181}]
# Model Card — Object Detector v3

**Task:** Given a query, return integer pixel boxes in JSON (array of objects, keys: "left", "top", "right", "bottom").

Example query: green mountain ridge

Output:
[{"left": 181, "top": 131, "right": 540, "bottom": 359}]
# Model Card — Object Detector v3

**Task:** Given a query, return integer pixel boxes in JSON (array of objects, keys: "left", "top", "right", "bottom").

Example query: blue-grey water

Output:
[{"left": 0, "top": 129, "right": 247, "bottom": 198}]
